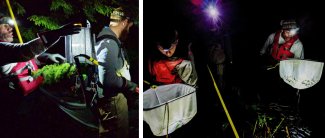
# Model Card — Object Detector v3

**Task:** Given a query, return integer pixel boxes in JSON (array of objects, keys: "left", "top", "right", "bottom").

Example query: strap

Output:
[
  {"left": 96, "top": 34, "right": 130, "bottom": 66},
  {"left": 96, "top": 35, "right": 121, "bottom": 47}
]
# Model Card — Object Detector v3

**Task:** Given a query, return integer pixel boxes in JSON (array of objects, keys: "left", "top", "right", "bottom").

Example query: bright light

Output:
[
  {"left": 7, "top": 19, "right": 15, "bottom": 26},
  {"left": 207, "top": 5, "right": 219, "bottom": 18},
  {"left": 290, "top": 28, "right": 299, "bottom": 36}
]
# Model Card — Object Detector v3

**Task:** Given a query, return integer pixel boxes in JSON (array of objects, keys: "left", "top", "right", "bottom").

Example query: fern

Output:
[
  {"left": 28, "top": 15, "right": 60, "bottom": 30},
  {"left": 83, "top": 6, "right": 96, "bottom": 22},
  {"left": 19, "top": 27, "right": 36, "bottom": 41},
  {"left": 94, "top": 4, "right": 113, "bottom": 16},
  {"left": 13, "top": 2, "right": 26, "bottom": 15},
  {"left": 50, "top": 0, "right": 74, "bottom": 15}
]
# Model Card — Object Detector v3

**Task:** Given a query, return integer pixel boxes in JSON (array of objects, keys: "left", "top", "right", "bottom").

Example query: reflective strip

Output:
[
  {"left": 11, "top": 60, "right": 36, "bottom": 75},
  {"left": 10, "top": 63, "right": 28, "bottom": 75},
  {"left": 116, "top": 60, "right": 131, "bottom": 81},
  {"left": 18, "top": 76, "right": 34, "bottom": 82}
]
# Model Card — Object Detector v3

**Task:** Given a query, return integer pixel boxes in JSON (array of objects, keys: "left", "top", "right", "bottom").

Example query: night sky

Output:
[{"left": 144, "top": 0, "right": 324, "bottom": 137}]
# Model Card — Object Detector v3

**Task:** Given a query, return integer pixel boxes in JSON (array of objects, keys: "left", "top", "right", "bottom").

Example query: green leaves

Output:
[
  {"left": 4, "top": 0, "right": 138, "bottom": 40},
  {"left": 12, "top": 1, "right": 26, "bottom": 15},
  {"left": 28, "top": 15, "right": 60, "bottom": 30},
  {"left": 50, "top": 0, "right": 73, "bottom": 16},
  {"left": 32, "top": 63, "right": 77, "bottom": 85},
  {"left": 94, "top": 4, "right": 114, "bottom": 16}
]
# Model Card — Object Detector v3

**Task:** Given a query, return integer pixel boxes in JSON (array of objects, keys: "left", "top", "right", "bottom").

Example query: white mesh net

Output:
[
  {"left": 280, "top": 59, "right": 324, "bottom": 89},
  {"left": 143, "top": 83, "right": 197, "bottom": 136}
]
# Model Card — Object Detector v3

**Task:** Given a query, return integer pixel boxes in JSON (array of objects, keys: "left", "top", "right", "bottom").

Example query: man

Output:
[
  {"left": 0, "top": 13, "right": 81, "bottom": 137},
  {"left": 148, "top": 27, "right": 197, "bottom": 87},
  {"left": 0, "top": 14, "right": 81, "bottom": 95},
  {"left": 258, "top": 19, "right": 304, "bottom": 105},
  {"left": 95, "top": 7, "right": 138, "bottom": 138},
  {"left": 260, "top": 19, "right": 304, "bottom": 66},
  {"left": 0, "top": 14, "right": 81, "bottom": 66}
]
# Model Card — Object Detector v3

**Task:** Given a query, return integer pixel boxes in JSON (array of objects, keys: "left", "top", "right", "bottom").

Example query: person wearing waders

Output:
[
  {"left": 259, "top": 19, "right": 304, "bottom": 105},
  {"left": 94, "top": 7, "right": 139, "bottom": 138}
]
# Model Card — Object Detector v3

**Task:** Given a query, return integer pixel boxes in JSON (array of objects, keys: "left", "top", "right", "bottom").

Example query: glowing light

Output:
[
  {"left": 7, "top": 18, "right": 15, "bottom": 26},
  {"left": 207, "top": 5, "right": 219, "bottom": 18},
  {"left": 290, "top": 28, "right": 299, "bottom": 35}
]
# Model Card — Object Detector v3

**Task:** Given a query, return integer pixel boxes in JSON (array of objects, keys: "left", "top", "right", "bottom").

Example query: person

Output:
[
  {"left": 0, "top": 13, "right": 82, "bottom": 137},
  {"left": 207, "top": 37, "right": 233, "bottom": 91},
  {"left": 148, "top": 26, "right": 197, "bottom": 87},
  {"left": 260, "top": 19, "right": 304, "bottom": 67},
  {"left": 94, "top": 7, "right": 139, "bottom": 138},
  {"left": 0, "top": 14, "right": 81, "bottom": 66},
  {"left": 258, "top": 19, "right": 304, "bottom": 105}
]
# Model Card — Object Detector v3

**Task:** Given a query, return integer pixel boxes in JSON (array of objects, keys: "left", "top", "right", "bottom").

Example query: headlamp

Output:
[
  {"left": 0, "top": 16, "right": 15, "bottom": 26},
  {"left": 289, "top": 28, "right": 299, "bottom": 35}
]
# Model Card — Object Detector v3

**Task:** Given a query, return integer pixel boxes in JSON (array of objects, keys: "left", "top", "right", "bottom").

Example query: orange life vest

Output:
[
  {"left": 151, "top": 58, "right": 183, "bottom": 85},
  {"left": 9, "top": 59, "right": 43, "bottom": 96},
  {"left": 271, "top": 31, "right": 298, "bottom": 61}
]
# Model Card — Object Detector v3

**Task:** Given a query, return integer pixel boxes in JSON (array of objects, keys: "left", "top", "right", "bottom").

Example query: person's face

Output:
[
  {"left": 120, "top": 19, "right": 134, "bottom": 41},
  {"left": 157, "top": 39, "right": 178, "bottom": 57},
  {"left": 282, "top": 29, "right": 292, "bottom": 39},
  {"left": 0, "top": 23, "right": 13, "bottom": 42}
]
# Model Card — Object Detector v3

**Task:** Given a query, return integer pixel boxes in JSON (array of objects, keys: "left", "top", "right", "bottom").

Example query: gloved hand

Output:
[
  {"left": 37, "top": 21, "right": 82, "bottom": 48},
  {"left": 47, "top": 53, "right": 66, "bottom": 63}
]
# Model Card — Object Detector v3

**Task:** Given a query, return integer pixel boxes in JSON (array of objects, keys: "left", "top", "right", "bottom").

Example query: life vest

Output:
[
  {"left": 9, "top": 59, "right": 43, "bottom": 96},
  {"left": 151, "top": 58, "right": 184, "bottom": 84},
  {"left": 271, "top": 31, "right": 298, "bottom": 61}
]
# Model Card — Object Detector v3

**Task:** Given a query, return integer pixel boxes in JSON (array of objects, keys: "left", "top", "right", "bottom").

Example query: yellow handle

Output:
[
  {"left": 6, "top": 0, "right": 23, "bottom": 43},
  {"left": 89, "top": 57, "right": 99, "bottom": 66},
  {"left": 207, "top": 65, "right": 240, "bottom": 138}
]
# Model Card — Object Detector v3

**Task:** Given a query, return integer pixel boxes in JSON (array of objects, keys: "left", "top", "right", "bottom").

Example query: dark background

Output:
[{"left": 144, "top": 0, "right": 324, "bottom": 137}]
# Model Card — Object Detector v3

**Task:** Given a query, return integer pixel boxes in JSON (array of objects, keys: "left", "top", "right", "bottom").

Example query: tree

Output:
[{"left": 1, "top": 0, "right": 139, "bottom": 41}]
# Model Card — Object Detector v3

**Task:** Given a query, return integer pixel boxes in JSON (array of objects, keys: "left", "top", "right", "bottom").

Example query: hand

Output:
[
  {"left": 55, "top": 22, "right": 83, "bottom": 36},
  {"left": 37, "top": 21, "right": 82, "bottom": 48},
  {"left": 47, "top": 53, "right": 66, "bottom": 63},
  {"left": 135, "top": 86, "right": 139, "bottom": 93}
]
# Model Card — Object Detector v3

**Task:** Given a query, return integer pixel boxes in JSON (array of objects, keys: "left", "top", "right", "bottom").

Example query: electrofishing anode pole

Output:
[
  {"left": 6, "top": 0, "right": 23, "bottom": 43},
  {"left": 207, "top": 65, "right": 240, "bottom": 138}
]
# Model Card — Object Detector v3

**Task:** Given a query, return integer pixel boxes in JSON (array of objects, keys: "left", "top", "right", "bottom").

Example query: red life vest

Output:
[
  {"left": 9, "top": 59, "right": 43, "bottom": 96},
  {"left": 151, "top": 58, "right": 184, "bottom": 84},
  {"left": 271, "top": 31, "right": 298, "bottom": 61},
  {"left": 0, "top": 39, "right": 43, "bottom": 95}
]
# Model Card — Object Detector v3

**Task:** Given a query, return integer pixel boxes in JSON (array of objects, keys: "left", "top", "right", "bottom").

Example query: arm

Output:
[
  {"left": 97, "top": 40, "right": 137, "bottom": 94},
  {"left": 0, "top": 21, "right": 81, "bottom": 66},
  {"left": 0, "top": 38, "right": 46, "bottom": 65},
  {"left": 260, "top": 33, "right": 275, "bottom": 55},
  {"left": 291, "top": 39, "right": 304, "bottom": 59}
]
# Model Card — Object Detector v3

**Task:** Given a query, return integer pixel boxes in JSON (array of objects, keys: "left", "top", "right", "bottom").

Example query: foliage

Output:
[
  {"left": 12, "top": 1, "right": 26, "bottom": 15},
  {"left": 32, "top": 63, "right": 77, "bottom": 85},
  {"left": 2, "top": 0, "right": 138, "bottom": 41},
  {"left": 19, "top": 27, "right": 36, "bottom": 40},
  {"left": 28, "top": 15, "right": 60, "bottom": 30},
  {"left": 0, "top": 1, "right": 25, "bottom": 15},
  {"left": 50, "top": 0, "right": 73, "bottom": 16}
]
